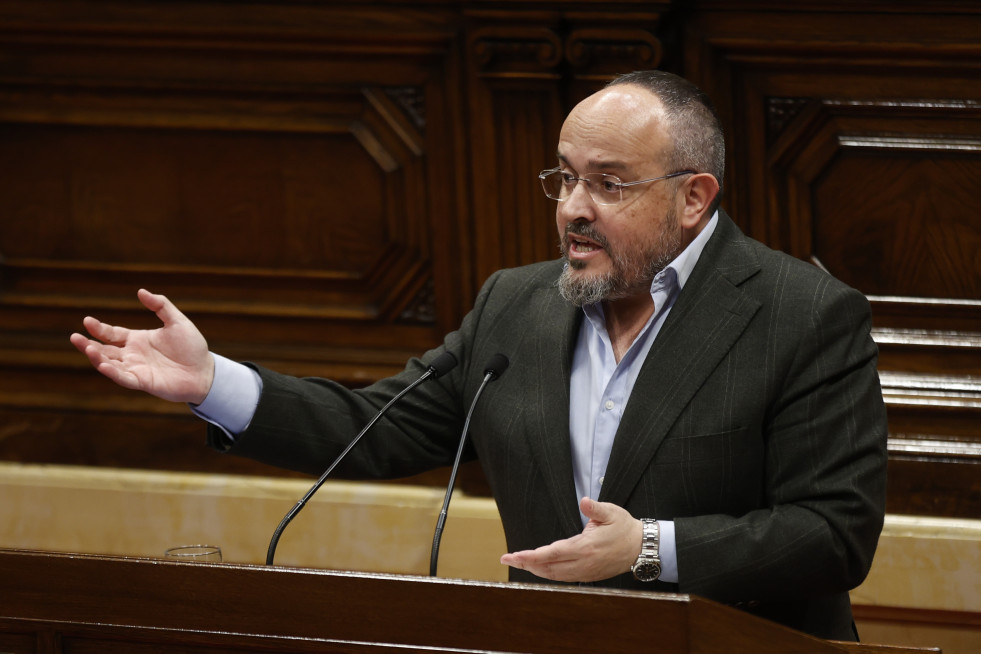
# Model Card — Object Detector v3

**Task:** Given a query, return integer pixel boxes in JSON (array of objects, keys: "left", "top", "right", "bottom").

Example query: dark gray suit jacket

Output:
[{"left": 212, "top": 211, "right": 888, "bottom": 640}]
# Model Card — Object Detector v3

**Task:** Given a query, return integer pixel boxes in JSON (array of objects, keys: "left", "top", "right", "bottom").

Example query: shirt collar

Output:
[
  {"left": 579, "top": 209, "right": 719, "bottom": 318},
  {"left": 669, "top": 210, "right": 718, "bottom": 293}
]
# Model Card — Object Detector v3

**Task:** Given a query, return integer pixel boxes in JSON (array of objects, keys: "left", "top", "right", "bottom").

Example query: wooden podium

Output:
[{"left": 0, "top": 549, "right": 935, "bottom": 654}]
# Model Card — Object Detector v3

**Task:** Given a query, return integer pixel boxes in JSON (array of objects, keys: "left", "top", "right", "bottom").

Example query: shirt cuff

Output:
[
  {"left": 658, "top": 519, "right": 679, "bottom": 583},
  {"left": 190, "top": 353, "right": 262, "bottom": 438}
]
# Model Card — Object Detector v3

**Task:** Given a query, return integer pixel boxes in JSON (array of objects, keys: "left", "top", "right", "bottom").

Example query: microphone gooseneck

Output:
[
  {"left": 265, "top": 350, "right": 458, "bottom": 566},
  {"left": 429, "top": 353, "right": 510, "bottom": 576}
]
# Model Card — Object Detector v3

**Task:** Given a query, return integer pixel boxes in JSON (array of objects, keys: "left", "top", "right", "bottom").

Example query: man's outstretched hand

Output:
[
  {"left": 500, "top": 497, "right": 642, "bottom": 582},
  {"left": 70, "top": 289, "right": 214, "bottom": 405}
]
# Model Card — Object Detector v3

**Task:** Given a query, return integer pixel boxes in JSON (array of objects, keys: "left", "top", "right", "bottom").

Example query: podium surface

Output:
[{"left": 0, "top": 549, "right": 936, "bottom": 654}]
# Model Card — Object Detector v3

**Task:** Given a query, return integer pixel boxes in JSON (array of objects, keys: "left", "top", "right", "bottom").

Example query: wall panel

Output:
[
  {"left": 684, "top": 2, "right": 981, "bottom": 519},
  {"left": 0, "top": 0, "right": 467, "bottom": 481},
  {"left": 1, "top": 1, "right": 978, "bottom": 520}
]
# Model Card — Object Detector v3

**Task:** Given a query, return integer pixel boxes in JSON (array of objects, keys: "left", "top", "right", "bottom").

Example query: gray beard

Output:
[{"left": 556, "top": 215, "right": 681, "bottom": 307}]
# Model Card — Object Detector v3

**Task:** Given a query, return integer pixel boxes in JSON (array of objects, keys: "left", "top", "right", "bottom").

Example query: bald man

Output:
[{"left": 72, "top": 70, "right": 887, "bottom": 640}]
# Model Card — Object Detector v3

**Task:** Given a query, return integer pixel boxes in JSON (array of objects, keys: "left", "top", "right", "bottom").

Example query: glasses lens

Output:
[
  {"left": 541, "top": 170, "right": 568, "bottom": 200},
  {"left": 540, "top": 171, "right": 621, "bottom": 205},
  {"left": 592, "top": 175, "right": 621, "bottom": 205}
]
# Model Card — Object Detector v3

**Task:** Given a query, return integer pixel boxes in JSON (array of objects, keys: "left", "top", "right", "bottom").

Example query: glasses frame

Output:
[{"left": 538, "top": 168, "right": 696, "bottom": 206}]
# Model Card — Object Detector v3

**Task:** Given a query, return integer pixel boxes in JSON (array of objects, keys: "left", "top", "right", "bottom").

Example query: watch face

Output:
[{"left": 632, "top": 560, "right": 661, "bottom": 582}]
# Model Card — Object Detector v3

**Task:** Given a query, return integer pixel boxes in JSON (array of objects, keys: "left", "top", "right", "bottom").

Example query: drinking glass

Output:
[{"left": 163, "top": 545, "right": 222, "bottom": 563}]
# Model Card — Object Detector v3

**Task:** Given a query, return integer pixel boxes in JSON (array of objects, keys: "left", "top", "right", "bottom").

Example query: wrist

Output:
[{"left": 191, "top": 352, "right": 216, "bottom": 406}]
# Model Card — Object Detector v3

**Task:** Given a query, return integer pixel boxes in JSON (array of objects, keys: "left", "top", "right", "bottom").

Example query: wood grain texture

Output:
[
  {"left": 0, "top": 0, "right": 978, "bottom": 519},
  {"left": 0, "top": 549, "right": 933, "bottom": 654}
]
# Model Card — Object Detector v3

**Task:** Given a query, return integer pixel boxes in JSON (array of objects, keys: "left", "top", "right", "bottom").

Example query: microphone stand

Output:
[
  {"left": 266, "top": 352, "right": 457, "bottom": 566},
  {"left": 429, "top": 354, "right": 509, "bottom": 576}
]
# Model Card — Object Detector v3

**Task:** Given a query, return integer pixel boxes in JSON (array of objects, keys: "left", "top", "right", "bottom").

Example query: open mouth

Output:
[
  {"left": 568, "top": 233, "right": 603, "bottom": 253},
  {"left": 564, "top": 224, "right": 608, "bottom": 258}
]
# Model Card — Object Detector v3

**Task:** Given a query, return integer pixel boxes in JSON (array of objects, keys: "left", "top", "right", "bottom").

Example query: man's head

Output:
[
  {"left": 606, "top": 71, "right": 725, "bottom": 207},
  {"left": 552, "top": 71, "right": 724, "bottom": 307}
]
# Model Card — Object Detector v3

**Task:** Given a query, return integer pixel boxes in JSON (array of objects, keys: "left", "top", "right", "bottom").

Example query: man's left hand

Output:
[{"left": 500, "top": 497, "right": 642, "bottom": 582}]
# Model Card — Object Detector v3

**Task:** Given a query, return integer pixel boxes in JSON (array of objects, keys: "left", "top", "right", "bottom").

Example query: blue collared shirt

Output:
[{"left": 569, "top": 212, "right": 718, "bottom": 583}]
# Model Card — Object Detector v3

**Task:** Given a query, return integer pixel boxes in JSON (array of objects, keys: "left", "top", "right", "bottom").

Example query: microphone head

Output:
[
  {"left": 427, "top": 351, "right": 459, "bottom": 379},
  {"left": 483, "top": 353, "right": 510, "bottom": 380}
]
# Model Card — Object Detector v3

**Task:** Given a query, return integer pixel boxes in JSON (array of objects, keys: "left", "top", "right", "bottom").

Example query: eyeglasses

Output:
[{"left": 538, "top": 168, "right": 696, "bottom": 206}]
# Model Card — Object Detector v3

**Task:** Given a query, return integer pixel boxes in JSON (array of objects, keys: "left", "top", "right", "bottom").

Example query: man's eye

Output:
[
  {"left": 560, "top": 172, "right": 577, "bottom": 185},
  {"left": 600, "top": 178, "right": 620, "bottom": 193}
]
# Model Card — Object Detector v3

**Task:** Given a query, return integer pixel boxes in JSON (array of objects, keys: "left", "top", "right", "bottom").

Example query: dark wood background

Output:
[{"left": 0, "top": 0, "right": 978, "bottom": 519}]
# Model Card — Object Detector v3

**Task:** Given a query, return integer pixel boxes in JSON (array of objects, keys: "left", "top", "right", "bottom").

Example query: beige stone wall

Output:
[
  {"left": 0, "top": 462, "right": 507, "bottom": 580},
  {"left": 852, "top": 515, "right": 981, "bottom": 654},
  {"left": 1, "top": 462, "right": 978, "bottom": 652}
]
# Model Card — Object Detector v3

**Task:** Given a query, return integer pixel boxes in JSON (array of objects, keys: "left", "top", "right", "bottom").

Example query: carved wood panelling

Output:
[
  {"left": 767, "top": 99, "right": 981, "bottom": 306},
  {"left": 0, "top": 4, "right": 461, "bottom": 334},
  {"left": 0, "top": 0, "right": 468, "bottom": 478},
  {"left": 1, "top": 1, "right": 978, "bottom": 521},
  {"left": 686, "top": 5, "right": 981, "bottom": 518},
  {"left": 464, "top": 6, "right": 673, "bottom": 288}
]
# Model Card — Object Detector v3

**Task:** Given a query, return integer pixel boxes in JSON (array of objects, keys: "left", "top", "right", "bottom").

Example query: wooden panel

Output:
[
  {"left": 0, "top": 548, "right": 914, "bottom": 654},
  {"left": 0, "top": 632, "right": 36, "bottom": 654},
  {"left": 684, "top": 3, "right": 981, "bottom": 518},
  {"left": 463, "top": 5, "right": 674, "bottom": 287},
  {"left": 0, "top": 0, "right": 978, "bottom": 521},
  {"left": 0, "top": 1, "right": 468, "bottom": 478}
]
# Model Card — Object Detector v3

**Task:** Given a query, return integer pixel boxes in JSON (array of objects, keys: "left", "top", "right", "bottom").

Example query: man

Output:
[{"left": 71, "top": 71, "right": 887, "bottom": 640}]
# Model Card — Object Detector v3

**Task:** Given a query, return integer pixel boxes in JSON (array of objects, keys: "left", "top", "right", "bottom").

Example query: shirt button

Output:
[
  {"left": 599, "top": 476, "right": 605, "bottom": 485},
  {"left": 605, "top": 400, "right": 615, "bottom": 410}
]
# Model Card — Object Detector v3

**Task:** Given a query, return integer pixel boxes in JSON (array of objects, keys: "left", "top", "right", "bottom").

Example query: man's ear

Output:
[{"left": 678, "top": 173, "right": 720, "bottom": 228}]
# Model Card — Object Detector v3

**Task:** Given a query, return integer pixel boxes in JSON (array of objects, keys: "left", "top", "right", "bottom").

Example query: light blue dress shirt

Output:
[
  {"left": 195, "top": 212, "right": 720, "bottom": 585},
  {"left": 568, "top": 212, "right": 718, "bottom": 583}
]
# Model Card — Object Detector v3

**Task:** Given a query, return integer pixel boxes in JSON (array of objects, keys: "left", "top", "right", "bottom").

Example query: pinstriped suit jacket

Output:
[{"left": 215, "top": 210, "right": 888, "bottom": 640}]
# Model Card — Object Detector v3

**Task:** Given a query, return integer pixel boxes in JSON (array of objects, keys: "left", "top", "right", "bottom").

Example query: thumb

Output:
[
  {"left": 137, "top": 288, "right": 185, "bottom": 327},
  {"left": 580, "top": 497, "right": 615, "bottom": 524}
]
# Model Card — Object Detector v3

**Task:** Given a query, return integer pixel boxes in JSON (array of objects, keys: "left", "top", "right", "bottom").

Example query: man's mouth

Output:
[
  {"left": 564, "top": 223, "right": 609, "bottom": 262},
  {"left": 569, "top": 233, "right": 603, "bottom": 253}
]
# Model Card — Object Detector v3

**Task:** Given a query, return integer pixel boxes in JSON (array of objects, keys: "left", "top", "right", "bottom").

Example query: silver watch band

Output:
[{"left": 639, "top": 519, "right": 659, "bottom": 559}]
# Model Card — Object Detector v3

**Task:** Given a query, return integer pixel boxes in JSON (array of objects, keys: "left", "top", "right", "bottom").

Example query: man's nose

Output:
[{"left": 557, "top": 179, "right": 597, "bottom": 222}]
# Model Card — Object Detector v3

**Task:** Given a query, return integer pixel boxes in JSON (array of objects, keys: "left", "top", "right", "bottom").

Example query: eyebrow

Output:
[{"left": 556, "top": 152, "right": 631, "bottom": 173}]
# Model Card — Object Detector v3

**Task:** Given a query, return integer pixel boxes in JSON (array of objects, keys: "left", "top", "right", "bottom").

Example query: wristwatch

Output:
[{"left": 631, "top": 519, "right": 661, "bottom": 582}]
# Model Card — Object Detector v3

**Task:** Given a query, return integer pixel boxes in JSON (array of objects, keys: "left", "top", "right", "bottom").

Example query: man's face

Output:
[{"left": 554, "top": 86, "right": 684, "bottom": 306}]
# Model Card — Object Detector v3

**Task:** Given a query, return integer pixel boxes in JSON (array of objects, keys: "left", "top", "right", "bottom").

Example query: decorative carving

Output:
[
  {"left": 469, "top": 27, "right": 563, "bottom": 70},
  {"left": 813, "top": 132, "right": 981, "bottom": 300},
  {"left": 565, "top": 29, "right": 662, "bottom": 69},
  {"left": 766, "top": 97, "right": 810, "bottom": 144},
  {"left": 384, "top": 87, "right": 426, "bottom": 131},
  {"left": 399, "top": 277, "right": 436, "bottom": 324}
]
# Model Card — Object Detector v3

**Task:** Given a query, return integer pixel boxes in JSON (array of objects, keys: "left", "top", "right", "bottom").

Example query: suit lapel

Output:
[
  {"left": 526, "top": 273, "right": 585, "bottom": 535},
  {"left": 599, "top": 212, "right": 763, "bottom": 508}
]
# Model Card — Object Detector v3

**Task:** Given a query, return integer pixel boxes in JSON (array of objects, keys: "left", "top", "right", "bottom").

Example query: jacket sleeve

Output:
[{"left": 207, "top": 269, "right": 512, "bottom": 479}]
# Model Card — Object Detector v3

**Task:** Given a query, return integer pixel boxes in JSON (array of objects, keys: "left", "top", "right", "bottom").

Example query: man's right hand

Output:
[{"left": 69, "top": 289, "right": 215, "bottom": 405}]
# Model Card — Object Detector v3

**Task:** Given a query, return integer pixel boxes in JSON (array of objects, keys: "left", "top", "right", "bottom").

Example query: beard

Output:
[{"left": 556, "top": 207, "right": 682, "bottom": 307}]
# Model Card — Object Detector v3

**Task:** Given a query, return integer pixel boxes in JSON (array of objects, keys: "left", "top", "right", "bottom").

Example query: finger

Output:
[
  {"left": 137, "top": 288, "right": 186, "bottom": 328},
  {"left": 80, "top": 315, "right": 132, "bottom": 346},
  {"left": 502, "top": 539, "right": 579, "bottom": 567},
  {"left": 525, "top": 558, "right": 583, "bottom": 581},
  {"left": 500, "top": 553, "right": 524, "bottom": 569},
  {"left": 69, "top": 332, "right": 94, "bottom": 354},
  {"left": 74, "top": 336, "right": 122, "bottom": 369},
  {"left": 501, "top": 551, "right": 578, "bottom": 579},
  {"left": 71, "top": 335, "right": 111, "bottom": 370}
]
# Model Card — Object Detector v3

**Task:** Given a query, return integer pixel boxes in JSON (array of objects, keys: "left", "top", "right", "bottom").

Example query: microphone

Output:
[
  {"left": 429, "top": 353, "right": 509, "bottom": 576},
  {"left": 265, "top": 350, "right": 458, "bottom": 566}
]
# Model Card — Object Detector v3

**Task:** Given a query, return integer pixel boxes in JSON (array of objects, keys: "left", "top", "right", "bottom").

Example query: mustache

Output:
[{"left": 563, "top": 222, "right": 610, "bottom": 250}]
